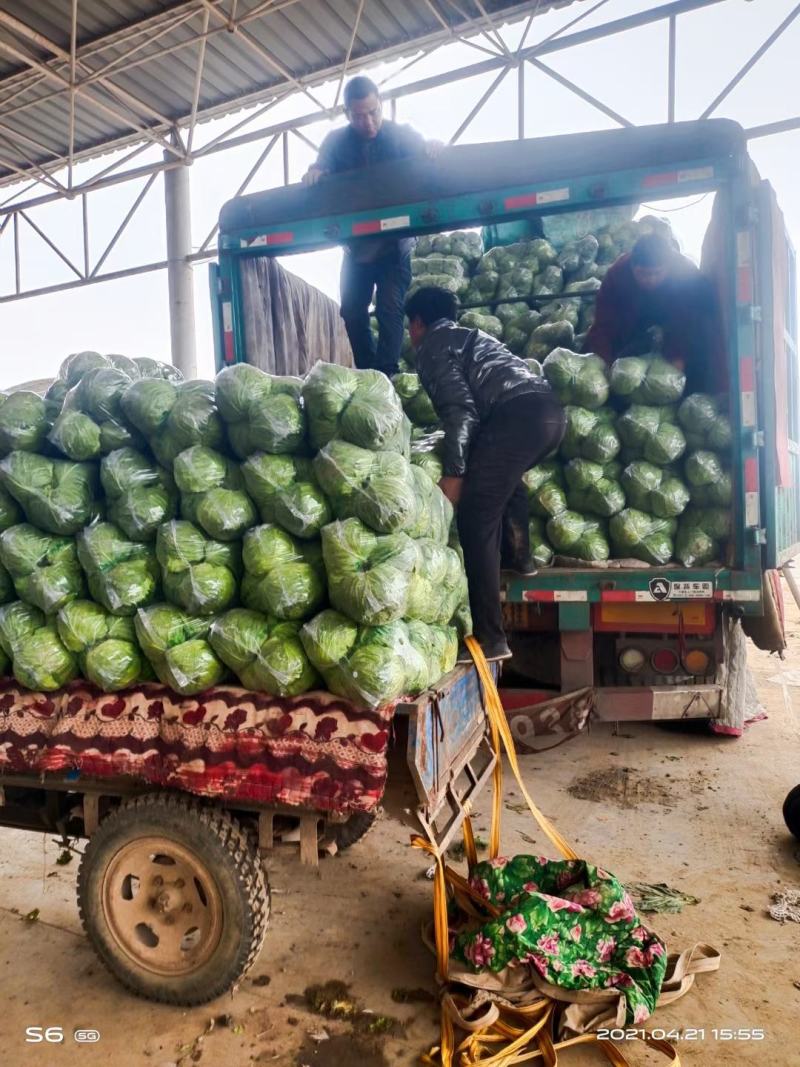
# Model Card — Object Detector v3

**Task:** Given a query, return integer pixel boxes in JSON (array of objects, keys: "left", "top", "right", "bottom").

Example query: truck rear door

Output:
[{"left": 757, "top": 180, "right": 800, "bottom": 568}]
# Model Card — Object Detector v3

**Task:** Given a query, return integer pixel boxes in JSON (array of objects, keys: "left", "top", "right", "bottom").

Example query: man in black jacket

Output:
[
  {"left": 406, "top": 286, "right": 566, "bottom": 661},
  {"left": 303, "top": 76, "right": 432, "bottom": 376}
]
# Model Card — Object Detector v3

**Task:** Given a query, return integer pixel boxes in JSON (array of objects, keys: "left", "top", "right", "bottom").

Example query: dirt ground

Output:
[{"left": 3, "top": 594, "right": 800, "bottom": 1067}]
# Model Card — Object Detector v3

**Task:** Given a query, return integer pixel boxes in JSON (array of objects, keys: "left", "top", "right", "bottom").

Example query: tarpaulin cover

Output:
[
  {"left": 238, "top": 256, "right": 352, "bottom": 375},
  {"left": 0, "top": 679, "right": 392, "bottom": 814},
  {"left": 766, "top": 183, "right": 792, "bottom": 488}
]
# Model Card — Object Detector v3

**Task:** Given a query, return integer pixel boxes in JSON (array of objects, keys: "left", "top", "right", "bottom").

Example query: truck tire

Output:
[
  {"left": 783, "top": 784, "right": 800, "bottom": 841},
  {"left": 332, "top": 811, "right": 377, "bottom": 851},
  {"left": 77, "top": 793, "right": 269, "bottom": 1005}
]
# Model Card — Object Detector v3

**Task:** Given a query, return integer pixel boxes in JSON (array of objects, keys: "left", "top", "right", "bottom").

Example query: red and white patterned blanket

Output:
[{"left": 0, "top": 680, "right": 394, "bottom": 816}]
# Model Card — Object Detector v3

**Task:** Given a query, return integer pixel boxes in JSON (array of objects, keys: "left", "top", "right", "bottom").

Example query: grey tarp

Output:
[{"left": 239, "top": 256, "right": 353, "bottom": 375}]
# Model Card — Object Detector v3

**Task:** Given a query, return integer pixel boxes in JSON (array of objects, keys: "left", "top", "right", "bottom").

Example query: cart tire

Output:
[
  {"left": 783, "top": 784, "right": 800, "bottom": 841},
  {"left": 333, "top": 811, "right": 378, "bottom": 851},
  {"left": 77, "top": 793, "right": 269, "bottom": 1005}
]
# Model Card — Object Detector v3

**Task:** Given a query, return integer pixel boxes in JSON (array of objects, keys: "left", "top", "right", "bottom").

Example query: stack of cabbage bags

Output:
[{"left": 408, "top": 230, "right": 482, "bottom": 301}]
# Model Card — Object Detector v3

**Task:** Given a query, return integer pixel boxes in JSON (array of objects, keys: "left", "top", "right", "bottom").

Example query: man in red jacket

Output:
[{"left": 584, "top": 233, "right": 727, "bottom": 393}]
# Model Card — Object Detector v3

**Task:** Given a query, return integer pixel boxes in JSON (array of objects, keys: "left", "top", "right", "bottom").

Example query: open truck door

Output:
[{"left": 758, "top": 180, "right": 800, "bottom": 568}]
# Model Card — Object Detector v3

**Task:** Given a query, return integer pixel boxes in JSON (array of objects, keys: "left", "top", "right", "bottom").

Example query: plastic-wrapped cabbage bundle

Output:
[
  {"left": 540, "top": 298, "right": 581, "bottom": 329},
  {"left": 174, "top": 445, "right": 256, "bottom": 542},
  {"left": 677, "top": 393, "right": 732, "bottom": 452},
  {"left": 528, "top": 517, "right": 553, "bottom": 567},
  {"left": 523, "top": 462, "right": 567, "bottom": 519},
  {"left": 0, "top": 524, "right": 85, "bottom": 613},
  {"left": 121, "top": 379, "right": 225, "bottom": 468},
  {"left": 0, "top": 391, "right": 51, "bottom": 455},
  {"left": 525, "top": 320, "right": 575, "bottom": 362},
  {"left": 44, "top": 379, "right": 69, "bottom": 422},
  {"left": 322, "top": 518, "right": 415, "bottom": 626},
  {"left": 313, "top": 440, "right": 417, "bottom": 535},
  {"left": 215, "top": 363, "right": 305, "bottom": 458},
  {"left": 546, "top": 511, "right": 609, "bottom": 562},
  {"left": 684, "top": 449, "right": 726, "bottom": 490},
  {"left": 410, "top": 254, "right": 465, "bottom": 279},
  {"left": 58, "top": 350, "right": 109, "bottom": 387},
  {"left": 0, "top": 600, "right": 78, "bottom": 691},
  {"left": 0, "top": 559, "right": 13, "bottom": 605},
  {"left": 617, "top": 405, "right": 686, "bottom": 466},
  {"left": 410, "top": 430, "right": 445, "bottom": 484},
  {"left": 463, "top": 270, "right": 499, "bottom": 306},
  {"left": 496, "top": 266, "right": 534, "bottom": 301},
  {"left": 0, "top": 451, "right": 98, "bottom": 535},
  {"left": 406, "top": 466, "right": 452, "bottom": 544},
  {"left": 407, "top": 272, "right": 467, "bottom": 300},
  {"left": 499, "top": 305, "right": 542, "bottom": 354},
  {"left": 240, "top": 453, "right": 310, "bottom": 522},
  {"left": 303, "top": 362, "right": 409, "bottom": 454},
  {"left": 560, "top": 406, "right": 620, "bottom": 464},
  {"left": 241, "top": 524, "right": 325, "bottom": 621},
  {"left": 272, "top": 477, "right": 331, "bottom": 541},
  {"left": 209, "top": 608, "right": 318, "bottom": 697},
  {"left": 131, "top": 357, "right": 184, "bottom": 382},
  {"left": 610, "top": 355, "right": 686, "bottom": 405},
  {"left": 134, "top": 604, "right": 224, "bottom": 695},
  {"left": 564, "top": 459, "right": 625, "bottom": 518},
  {"left": 532, "top": 265, "right": 564, "bottom": 296},
  {"left": 407, "top": 619, "right": 458, "bottom": 690},
  {"left": 50, "top": 365, "right": 148, "bottom": 460},
  {"left": 446, "top": 230, "right": 483, "bottom": 264},
  {"left": 689, "top": 471, "right": 733, "bottom": 508},
  {"left": 156, "top": 520, "right": 240, "bottom": 616},
  {"left": 392, "top": 372, "right": 439, "bottom": 428},
  {"left": 542, "top": 348, "right": 609, "bottom": 410},
  {"left": 609, "top": 509, "right": 676, "bottom": 565},
  {"left": 77, "top": 522, "right": 160, "bottom": 615},
  {"left": 674, "top": 506, "right": 731, "bottom": 567},
  {"left": 57, "top": 600, "right": 149, "bottom": 691},
  {"left": 458, "top": 310, "right": 504, "bottom": 339},
  {"left": 406, "top": 539, "right": 467, "bottom": 625},
  {"left": 0, "top": 484, "right": 23, "bottom": 533},
  {"left": 100, "top": 447, "right": 177, "bottom": 542},
  {"left": 621, "top": 461, "right": 690, "bottom": 519}
]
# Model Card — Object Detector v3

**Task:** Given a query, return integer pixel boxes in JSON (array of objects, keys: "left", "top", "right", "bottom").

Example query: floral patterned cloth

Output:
[{"left": 453, "top": 856, "right": 667, "bottom": 1025}]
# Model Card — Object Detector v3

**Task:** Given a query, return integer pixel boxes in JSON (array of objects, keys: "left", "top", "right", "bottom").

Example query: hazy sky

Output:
[{"left": 0, "top": 0, "right": 796, "bottom": 388}]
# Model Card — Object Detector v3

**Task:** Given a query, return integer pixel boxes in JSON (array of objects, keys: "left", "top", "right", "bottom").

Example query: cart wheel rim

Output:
[{"left": 100, "top": 835, "right": 224, "bottom": 977}]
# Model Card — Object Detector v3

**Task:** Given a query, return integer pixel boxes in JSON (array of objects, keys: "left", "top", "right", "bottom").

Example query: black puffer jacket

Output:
[{"left": 415, "top": 319, "right": 554, "bottom": 476}]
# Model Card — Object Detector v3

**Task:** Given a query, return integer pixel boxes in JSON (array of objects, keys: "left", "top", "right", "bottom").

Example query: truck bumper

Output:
[{"left": 594, "top": 684, "right": 721, "bottom": 721}]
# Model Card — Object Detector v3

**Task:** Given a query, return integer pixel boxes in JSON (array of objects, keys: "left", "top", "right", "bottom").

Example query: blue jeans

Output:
[{"left": 340, "top": 248, "right": 411, "bottom": 375}]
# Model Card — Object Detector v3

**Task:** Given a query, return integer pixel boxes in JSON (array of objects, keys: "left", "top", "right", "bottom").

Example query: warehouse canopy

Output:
[{"left": 0, "top": 0, "right": 580, "bottom": 185}]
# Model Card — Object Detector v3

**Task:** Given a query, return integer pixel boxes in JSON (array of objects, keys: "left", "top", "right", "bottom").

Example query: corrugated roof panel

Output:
[{"left": 0, "top": 0, "right": 582, "bottom": 185}]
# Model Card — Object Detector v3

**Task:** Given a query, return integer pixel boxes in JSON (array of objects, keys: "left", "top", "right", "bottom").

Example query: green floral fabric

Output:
[{"left": 452, "top": 856, "right": 667, "bottom": 1025}]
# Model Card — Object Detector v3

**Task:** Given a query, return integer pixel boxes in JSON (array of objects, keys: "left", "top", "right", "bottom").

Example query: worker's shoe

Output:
[
  {"left": 457, "top": 640, "right": 513, "bottom": 664},
  {"left": 501, "top": 557, "right": 538, "bottom": 578}
]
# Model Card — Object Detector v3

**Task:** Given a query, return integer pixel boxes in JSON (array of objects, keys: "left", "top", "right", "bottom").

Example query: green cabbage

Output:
[
  {"left": 12, "top": 626, "right": 78, "bottom": 691},
  {"left": 174, "top": 446, "right": 256, "bottom": 542},
  {"left": 406, "top": 466, "right": 452, "bottom": 544},
  {"left": 49, "top": 410, "right": 103, "bottom": 461},
  {"left": 543, "top": 349, "right": 608, "bottom": 409},
  {"left": 546, "top": 511, "right": 609, "bottom": 561},
  {"left": 0, "top": 524, "right": 84, "bottom": 613},
  {"left": 216, "top": 364, "right": 305, "bottom": 457},
  {"left": 122, "top": 379, "right": 225, "bottom": 467},
  {"left": 684, "top": 450, "right": 725, "bottom": 487},
  {"left": 528, "top": 517, "right": 553, "bottom": 567},
  {"left": 157, "top": 520, "right": 240, "bottom": 616},
  {"left": 0, "top": 392, "right": 50, "bottom": 454},
  {"left": 132, "top": 357, "right": 184, "bottom": 381},
  {"left": 0, "top": 600, "right": 44, "bottom": 657},
  {"left": 0, "top": 451, "right": 98, "bottom": 534},
  {"left": 272, "top": 480, "right": 332, "bottom": 540},
  {"left": 617, "top": 406, "right": 686, "bottom": 467},
  {"left": 100, "top": 447, "right": 177, "bottom": 541},
  {"left": 44, "top": 379, "right": 69, "bottom": 421},
  {"left": 241, "top": 524, "right": 325, "bottom": 621},
  {"left": 406, "top": 539, "right": 466, "bottom": 625},
  {"left": 322, "top": 518, "right": 416, "bottom": 625},
  {"left": 134, "top": 604, "right": 223, "bottom": 695},
  {"left": 560, "top": 406, "right": 620, "bottom": 464},
  {"left": 209, "top": 608, "right": 317, "bottom": 696},
  {"left": 392, "top": 372, "right": 439, "bottom": 427},
  {"left": 303, "top": 363, "right": 408, "bottom": 453},
  {"left": 523, "top": 464, "right": 567, "bottom": 519},
  {"left": 241, "top": 453, "right": 305, "bottom": 522},
  {"left": 609, "top": 509, "right": 676, "bottom": 565},
  {"left": 77, "top": 522, "right": 159, "bottom": 615},
  {"left": 690, "top": 473, "right": 732, "bottom": 508},
  {"left": 313, "top": 440, "right": 418, "bottom": 535},
  {"left": 525, "top": 321, "right": 575, "bottom": 362},
  {"left": 458, "top": 311, "right": 504, "bottom": 339},
  {"left": 57, "top": 600, "right": 145, "bottom": 691},
  {"left": 0, "top": 485, "right": 23, "bottom": 533},
  {"left": 675, "top": 506, "right": 731, "bottom": 566},
  {"left": 59, "top": 351, "right": 109, "bottom": 387}
]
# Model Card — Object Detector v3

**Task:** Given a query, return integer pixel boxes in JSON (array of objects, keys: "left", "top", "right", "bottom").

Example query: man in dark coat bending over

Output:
[
  {"left": 406, "top": 286, "right": 566, "bottom": 663},
  {"left": 304, "top": 76, "right": 435, "bottom": 377}
]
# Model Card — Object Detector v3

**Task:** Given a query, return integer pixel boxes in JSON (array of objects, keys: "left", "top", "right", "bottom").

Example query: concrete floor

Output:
[{"left": 2, "top": 601, "right": 800, "bottom": 1067}]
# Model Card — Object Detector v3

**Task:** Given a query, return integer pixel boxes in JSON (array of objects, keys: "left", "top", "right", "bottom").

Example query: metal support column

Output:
[{"left": 163, "top": 144, "right": 197, "bottom": 377}]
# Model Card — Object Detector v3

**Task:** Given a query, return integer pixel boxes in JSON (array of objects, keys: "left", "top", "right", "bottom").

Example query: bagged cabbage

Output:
[
  {"left": 564, "top": 460, "right": 624, "bottom": 518},
  {"left": 407, "top": 272, "right": 467, "bottom": 299},
  {"left": 406, "top": 465, "right": 452, "bottom": 544},
  {"left": 322, "top": 518, "right": 416, "bottom": 626},
  {"left": 617, "top": 405, "right": 686, "bottom": 466},
  {"left": 48, "top": 410, "right": 102, "bottom": 461},
  {"left": 528, "top": 517, "right": 553, "bottom": 567},
  {"left": 0, "top": 391, "right": 50, "bottom": 454},
  {"left": 532, "top": 265, "right": 564, "bottom": 296},
  {"left": 272, "top": 478, "right": 331, "bottom": 541},
  {"left": 100, "top": 448, "right": 177, "bottom": 541},
  {"left": 674, "top": 505, "right": 731, "bottom": 568},
  {"left": 560, "top": 406, "right": 620, "bottom": 464},
  {"left": 407, "top": 618, "right": 459, "bottom": 690},
  {"left": 542, "top": 349, "right": 609, "bottom": 409},
  {"left": 410, "top": 254, "right": 465, "bottom": 278},
  {"left": 525, "top": 320, "right": 574, "bottom": 362},
  {"left": 58, "top": 351, "right": 109, "bottom": 387},
  {"left": 0, "top": 560, "right": 13, "bottom": 604},
  {"left": 406, "top": 539, "right": 467, "bottom": 625},
  {"left": 684, "top": 449, "right": 725, "bottom": 488},
  {"left": 690, "top": 472, "right": 732, "bottom": 508},
  {"left": 410, "top": 430, "right": 444, "bottom": 484},
  {"left": 0, "top": 600, "right": 78, "bottom": 691},
  {"left": 0, "top": 451, "right": 98, "bottom": 535},
  {"left": 174, "top": 446, "right": 256, "bottom": 542},
  {"left": 134, "top": 604, "right": 224, "bottom": 695},
  {"left": 496, "top": 267, "right": 534, "bottom": 301},
  {"left": 0, "top": 524, "right": 85, "bottom": 613},
  {"left": 677, "top": 393, "right": 732, "bottom": 452},
  {"left": 156, "top": 520, "right": 240, "bottom": 616},
  {"left": 609, "top": 509, "right": 676, "bottom": 565},
  {"left": 303, "top": 362, "right": 409, "bottom": 453},
  {"left": 132, "top": 357, "right": 184, "bottom": 382},
  {"left": 241, "top": 524, "right": 325, "bottom": 621},
  {"left": 463, "top": 270, "right": 499, "bottom": 305},
  {"left": 77, "top": 522, "right": 160, "bottom": 615},
  {"left": 313, "top": 440, "right": 417, "bottom": 535},
  {"left": 121, "top": 379, "right": 225, "bottom": 468},
  {"left": 53, "top": 366, "right": 145, "bottom": 458},
  {"left": 241, "top": 453, "right": 313, "bottom": 523},
  {"left": 610, "top": 356, "right": 686, "bottom": 405},
  {"left": 546, "top": 512, "right": 609, "bottom": 562},
  {"left": 57, "top": 600, "right": 148, "bottom": 691},
  {"left": 458, "top": 311, "right": 504, "bottom": 339},
  {"left": 44, "top": 379, "right": 69, "bottom": 421},
  {"left": 0, "top": 485, "right": 23, "bottom": 532},
  {"left": 392, "top": 372, "right": 439, "bottom": 427},
  {"left": 209, "top": 608, "right": 318, "bottom": 697},
  {"left": 523, "top": 463, "right": 567, "bottom": 518},
  {"left": 621, "top": 462, "right": 690, "bottom": 519},
  {"left": 215, "top": 363, "right": 305, "bottom": 457}
]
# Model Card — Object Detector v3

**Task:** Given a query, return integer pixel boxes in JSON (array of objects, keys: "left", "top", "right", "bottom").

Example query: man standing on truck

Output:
[
  {"left": 405, "top": 285, "right": 566, "bottom": 663},
  {"left": 303, "top": 76, "right": 435, "bottom": 377},
  {"left": 585, "top": 233, "right": 727, "bottom": 393}
]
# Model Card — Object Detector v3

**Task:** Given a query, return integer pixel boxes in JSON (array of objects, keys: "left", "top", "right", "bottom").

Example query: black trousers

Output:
[
  {"left": 457, "top": 391, "right": 566, "bottom": 647},
  {"left": 340, "top": 248, "right": 412, "bottom": 375}
]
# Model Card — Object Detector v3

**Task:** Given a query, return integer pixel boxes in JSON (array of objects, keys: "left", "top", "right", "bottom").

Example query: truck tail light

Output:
[
  {"left": 619, "top": 647, "right": 646, "bottom": 673},
  {"left": 683, "top": 649, "right": 712, "bottom": 675},
  {"left": 651, "top": 648, "right": 679, "bottom": 674}
]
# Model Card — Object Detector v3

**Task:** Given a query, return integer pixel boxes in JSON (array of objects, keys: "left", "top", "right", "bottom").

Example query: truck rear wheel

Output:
[
  {"left": 783, "top": 784, "right": 800, "bottom": 841},
  {"left": 77, "top": 794, "right": 269, "bottom": 1005}
]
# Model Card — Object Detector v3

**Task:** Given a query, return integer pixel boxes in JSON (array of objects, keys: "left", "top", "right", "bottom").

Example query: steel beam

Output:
[{"left": 163, "top": 153, "right": 197, "bottom": 378}]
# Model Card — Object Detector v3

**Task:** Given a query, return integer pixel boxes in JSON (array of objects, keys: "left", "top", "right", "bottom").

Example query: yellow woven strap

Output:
[{"left": 466, "top": 636, "right": 579, "bottom": 862}]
